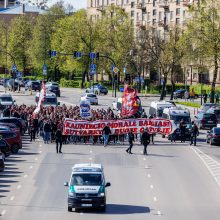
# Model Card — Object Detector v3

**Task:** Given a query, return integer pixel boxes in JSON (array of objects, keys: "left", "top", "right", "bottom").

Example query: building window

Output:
[
  {"left": 176, "top": 0, "right": 180, "bottom": 5},
  {"left": 159, "top": 11, "right": 162, "bottom": 20},
  {"left": 153, "top": 0, "right": 156, "bottom": 7},
  {"left": 137, "top": 12, "right": 140, "bottom": 21},
  {"left": 170, "top": 11, "right": 173, "bottom": 20},
  {"left": 131, "top": 1, "right": 134, "bottom": 7},
  {"left": 176, "top": 18, "right": 180, "bottom": 24},
  {"left": 183, "top": 10, "right": 186, "bottom": 19},
  {"left": 131, "top": 10, "right": 134, "bottom": 17},
  {"left": 153, "top": 19, "right": 156, "bottom": 25},
  {"left": 147, "top": 12, "right": 151, "bottom": 21},
  {"left": 153, "top": 9, "right": 157, "bottom": 16},
  {"left": 126, "top": 0, "right": 129, "bottom": 3},
  {"left": 91, "top": 0, "right": 93, "bottom": 7},
  {"left": 176, "top": 8, "right": 180, "bottom": 16}
]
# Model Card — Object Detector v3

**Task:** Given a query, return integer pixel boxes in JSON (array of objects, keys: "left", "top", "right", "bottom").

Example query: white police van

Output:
[
  {"left": 149, "top": 101, "right": 175, "bottom": 117},
  {"left": 35, "top": 91, "right": 60, "bottom": 107},
  {"left": 162, "top": 107, "right": 192, "bottom": 128},
  {"left": 64, "top": 163, "right": 111, "bottom": 212}
]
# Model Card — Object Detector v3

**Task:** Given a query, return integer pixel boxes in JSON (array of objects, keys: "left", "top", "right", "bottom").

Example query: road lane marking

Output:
[
  {"left": 191, "top": 147, "right": 220, "bottom": 187},
  {"left": 153, "top": 196, "right": 157, "bottom": 202},
  {"left": 39, "top": 144, "right": 42, "bottom": 147},
  {"left": 157, "top": 211, "right": 162, "bottom": 216},
  {"left": 89, "top": 157, "right": 92, "bottom": 161},
  {"left": 39, "top": 151, "right": 42, "bottom": 153},
  {"left": 150, "top": 185, "right": 154, "bottom": 189},
  {"left": 143, "top": 158, "right": 146, "bottom": 161},
  {"left": 24, "top": 174, "right": 28, "bottom": 178},
  {"left": 10, "top": 196, "right": 15, "bottom": 201},
  {"left": 35, "top": 158, "right": 38, "bottom": 161},
  {"left": 17, "top": 185, "right": 21, "bottom": 190},
  {"left": 90, "top": 150, "right": 92, "bottom": 154},
  {"left": 29, "top": 166, "right": 33, "bottom": 169},
  {"left": 1, "top": 210, "right": 6, "bottom": 216},
  {"left": 147, "top": 174, "right": 151, "bottom": 178}
]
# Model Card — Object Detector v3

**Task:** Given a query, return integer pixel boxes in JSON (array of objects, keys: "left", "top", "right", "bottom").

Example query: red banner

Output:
[
  {"left": 121, "top": 84, "right": 140, "bottom": 117},
  {"left": 63, "top": 118, "right": 174, "bottom": 136}
]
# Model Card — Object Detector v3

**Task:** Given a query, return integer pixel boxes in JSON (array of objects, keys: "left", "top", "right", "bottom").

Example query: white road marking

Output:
[
  {"left": 35, "top": 158, "right": 38, "bottom": 161},
  {"left": 39, "top": 144, "right": 42, "bottom": 147},
  {"left": 90, "top": 150, "right": 92, "bottom": 154},
  {"left": 17, "top": 185, "right": 21, "bottom": 190},
  {"left": 24, "top": 174, "right": 28, "bottom": 178},
  {"left": 147, "top": 174, "right": 151, "bottom": 178},
  {"left": 150, "top": 185, "right": 154, "bottom": 189},
  {"left": 10, "top": 196, "right": 15, "bottom": 201},
  {"left": 29, "top": 166, "right": 33, "bottom": 169},
  {"left": 1, "top": 210, "right": 6, "bottom": 216},
  {"left": 153, "top": 196, "right": 157, "bottom": 202},
  {"left": 145, "top": 166, "right": 150, "bottom": 169},
  {"left": 143, "top": 158, "right": 146, "bottom": 161},
  {"left": 191, "top": 147, "right": 220, "bottom": 187},
  {"left": 89, "top": 157, "right": 92, "bottom": 161},
  {"left": 157, "top": 211, "right": 162, "bottom": 216},
  {"left": 39, "top": 151, "right": 42, "bottom": 153}
]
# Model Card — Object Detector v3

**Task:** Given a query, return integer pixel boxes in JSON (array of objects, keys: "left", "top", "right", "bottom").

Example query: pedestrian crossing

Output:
[{"left": 191, "top": 146, "right": 220, "bottom": 187}]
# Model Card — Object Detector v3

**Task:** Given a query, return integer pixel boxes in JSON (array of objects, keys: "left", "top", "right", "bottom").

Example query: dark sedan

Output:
[
  {"left": 174, "top": 89, "right": 199, "bottom": 99},
  {"left": 0, "top": 139, "right": 11, "bottom": 158},
  {"left": 25, "top": 80, "right": 41, "bottom": 91},
  {"left": 207, "top": 127, "right": 220, "bottom": 145},
  {"left": 194, "top": 113, "right": 218, "bottom": 129},
  {"left": 46, "top": 82, "right": 60, "bottom": 97}
]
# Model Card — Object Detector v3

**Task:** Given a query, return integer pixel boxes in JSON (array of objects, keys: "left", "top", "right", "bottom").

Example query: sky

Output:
[{"left": 48, "top": 0, "right": 87, "bottom": 10}]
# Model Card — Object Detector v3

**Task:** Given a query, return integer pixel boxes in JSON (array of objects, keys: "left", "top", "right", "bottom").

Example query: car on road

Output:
[
  {"left": 15, "top": 77, "right": 25, "bottom": 87},
  {"left": 174, "top": 89, "right": 199, "bottom": 99},
  {"left": 206, "top": 107, "right": 220, "bottom": 123},
  {"left": 168, "top": 127, "right": 191, "bottom": 141},
  {"left": 25, "top": 80, "right": 41, "bottom": 91},
  {"left": 0, "top": 150, "right": 5, "bottom": 171},
  {"left": 206, "top": 127, "right": 220, "bottom": 145},
  {"left": 64, "top": 163, "right": 111, "bottom": 212},
  {"left": 198, "top": 103, "right": 220, "bottom": 113},
  {"left": 6, "top": 78, "right": 19, "bottom": 91},
  {"left": 0, "top": 93, "right": 16, "bottom": 110},
  {"left": 81, "top": 93, "right": 98, "bottom": 105},
  {"left": 194, "top": 112, "right": 218, "bottom": 129},
  {"left": 35, "top": 91, "right": 60, "bottom": 107},
  {"left": 0, "top": 139, "right": 11, "bottom": 158},
  {"left": 45, "top": 82, "right": 61, "bottom": 97},
  {"left": 149, "top": 101, "right": 175, "bottom": 117},
  {"left": 0, "top": 129, "right": 22, "bottom": 154},
  {"left": 86, "top": 84, "right": 108, "bottom": 95}
]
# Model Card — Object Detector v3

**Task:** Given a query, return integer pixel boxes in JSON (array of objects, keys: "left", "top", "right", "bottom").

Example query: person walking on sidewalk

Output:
[
  {"left": 55, "top": 128, "right": 63, "bottom": 153},
  {"left": 102, "top": 124, "right": 111, "bottom": 147},
  {"left": 141, "top": 128, "right": 151, "bottom": 155},
  {"left": 190, "top": 122, "right": 199, "bottom": 146},
  {"left": 126, "top": 131, "right": 134, "bottom": 154},
  {"left": 43, "top": 120, "right": 51, "bottom": 144}
]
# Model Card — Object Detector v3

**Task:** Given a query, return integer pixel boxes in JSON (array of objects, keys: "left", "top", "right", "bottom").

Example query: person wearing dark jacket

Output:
[
  {"left": 55, "top": 128, "right": 63, "bottom": 153},
  {"left": 102, "top": 124, "right": 111, "bottom": 147},
  {"left": 190, "top": 123, "right": 199, "bottom": 146},
  {"left": 43, "top": 121, "right": 51, "bottom": 144},
  {"left": 126, "top": 131, "right": 134, "bottom": 154},
  {"left": 141, "top": 128, "right": 151, "bottom": 155},
  {"left": 180, "top": 119, "right": 187, "bottom": 143}
]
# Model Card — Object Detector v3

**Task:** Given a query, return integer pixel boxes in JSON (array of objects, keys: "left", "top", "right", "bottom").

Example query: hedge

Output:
[
  {"left": 175, "top": 101, "right": 201, "bottom": 108},
  {"left": 190, "top": 84, "right": 220, "bottom": 94}
]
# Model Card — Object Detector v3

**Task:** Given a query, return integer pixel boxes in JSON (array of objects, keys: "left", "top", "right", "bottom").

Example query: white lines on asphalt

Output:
[
  {"left": 145, "top": 165, "right": 150, "bottom": 169},
  {"left": 191, "top": 147, "right": 220, "bottom": 187},
  {"left": 89, "top": 157, "right": 92, "bottom": 161},
  {"left": 39, "top": 144, "right": 42, "bottom": 147},
  {"left": 39, "top": 151, "right": 42, "bottom": 154},
  {"left": 143, "top": 158, "right": 146, "bottom": 161},
  {"left": 17, "top": 185, "right": 22, "bottom": 190},
  {"left": 1, "top": 210, "right": 6, "bottom": 216},
  {"left": 153, "top": 196, "right": 157, "bottom": 202},
  {"left": 10, "top": 196, "right": 15, "bottom": 201},
  {"left": 150, "top": 185, "right": 154, "bottom": 189},
  {"left": 147, "top": 174, "right": 151, "bottom": 178},
  {"left": 35, "top": 158, "right": 38, "bottom": 161},
  {"left": 157, "top": 211, "right": 162, "bottom": 216},
  {"left": 90, "top": 150, "right": 93, "bottom": 154},
  {"left": 29, "top": 166, "right": 33, "bottom": 169},
  {"left": 24, "top": 174, "right": 28, "bottom": 178}
]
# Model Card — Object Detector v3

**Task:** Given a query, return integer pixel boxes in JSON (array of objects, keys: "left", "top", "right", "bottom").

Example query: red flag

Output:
[{"left": 121, "top": 84, "right": 140, "bottom": 117}]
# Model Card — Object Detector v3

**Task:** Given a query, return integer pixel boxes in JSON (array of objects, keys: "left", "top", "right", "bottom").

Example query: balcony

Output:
[{"left": 158, "top": 0, "right": 169, "bottom": 10}]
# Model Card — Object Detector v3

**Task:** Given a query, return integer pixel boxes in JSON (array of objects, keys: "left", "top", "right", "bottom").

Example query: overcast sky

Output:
[{"left": 48, "top": 0, "right": 87, "bottom": 10}]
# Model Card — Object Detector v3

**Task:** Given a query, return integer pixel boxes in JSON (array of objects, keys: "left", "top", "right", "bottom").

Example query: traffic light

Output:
[{"left": 96, "top": 52, "right": 99, "bottom": 60}]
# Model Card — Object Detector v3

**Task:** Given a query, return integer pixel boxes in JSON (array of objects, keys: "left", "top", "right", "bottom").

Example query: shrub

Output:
[
  {"left": 190, "top": 84, "right": 220, "bottom": 94},
  {"left": 175, "top": 101, "right": 201, "bottom": 108}
]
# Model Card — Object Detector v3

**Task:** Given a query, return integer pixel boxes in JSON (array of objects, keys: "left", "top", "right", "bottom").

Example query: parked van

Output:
[
  {"left": 64, "top": 163, "right": 111, "bottom": 212},
  {"left": 35, "top": 92, "right": 60, "bottom": 107},
  {"left": 149, "top": 101, "right": 175, "bottom": 117},
  {"left": 162, "top": 107, "right": 192, "bottom": 128}
]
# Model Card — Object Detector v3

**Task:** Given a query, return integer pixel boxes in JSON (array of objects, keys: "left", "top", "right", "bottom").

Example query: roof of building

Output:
[{"left": 0, "top": 4, "right": 45, "bottom": 14}]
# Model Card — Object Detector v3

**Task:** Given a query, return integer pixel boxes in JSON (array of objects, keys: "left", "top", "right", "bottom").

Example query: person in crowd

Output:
[
  {"left": 179, "top": 119, "right": 187, "bottom": 143},
  {"left": 43, "top": 120, "right": 52, "bottom": 144},
  {"left": 55, "top": 128, "right": 63, "bottom": 153},
  {"left": 30, "top": 120, "right": 36, "bottom": 142},
  {"left": 215, "top": 92, "right": 219, "bottom": 103},
  {"left": 102, "top": 124, "right": 111, "bottom": 147},
  {"left": 203, "top": 91, "right": 208, "bottom": 104},
  {"left": 126, "top": 131, "right": 134, "bottom": 154},
  {"left": 184, "top": 90, "right": 189, "bottom": 101},
  {"left": 141, "top": 128, "right": 151, "bottom": 155},
  {"left": 190, "top": 122, "right": 199, "bottom": 146}
]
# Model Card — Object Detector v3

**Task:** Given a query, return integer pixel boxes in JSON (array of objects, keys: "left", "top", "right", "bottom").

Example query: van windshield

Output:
[
  {"left": 71, "top": 173, "right": 102, "bottom": 186},
  {"left": 170, "top": 115, "right": 191, "bottom": 123},
  {"left": 0, "top": 97, "right": 13, "bottom": 102}
]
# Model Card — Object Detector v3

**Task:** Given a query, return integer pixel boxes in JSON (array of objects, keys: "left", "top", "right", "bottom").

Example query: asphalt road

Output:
[{"left": 0, "top": 86, "right": 220, "bottom": 219}]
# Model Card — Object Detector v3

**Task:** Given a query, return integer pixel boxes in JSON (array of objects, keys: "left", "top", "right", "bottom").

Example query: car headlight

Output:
[
  {"left": 98, "top": 192, "right": 105, "bottom": 197},
  {"left": 68, "top": 192, "right": 76, "bottom": 198}
]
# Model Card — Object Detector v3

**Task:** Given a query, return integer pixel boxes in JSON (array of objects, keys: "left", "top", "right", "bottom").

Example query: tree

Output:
[
  {"left": 0, "top": 20, "right": 8, "bottom": 71},
  {"left": 8, "top": 15, "right": 33, "bottom": 74}
]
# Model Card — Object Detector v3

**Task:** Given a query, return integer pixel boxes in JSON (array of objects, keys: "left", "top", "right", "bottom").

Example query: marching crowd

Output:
[{"left": 1, "top": 104, "right": 199, "bottom": 155}]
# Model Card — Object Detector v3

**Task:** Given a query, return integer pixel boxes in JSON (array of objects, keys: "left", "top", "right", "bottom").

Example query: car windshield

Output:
[
  {"left": 32, "top": 82, "right": 39, "bottom": 85},
  {"left": 170, "top": 115, "right": 191, "bottom": 123},
  {"left": 43, "top": 98, "right": 57, "bottom": 104},
  {"left": 87, "top": 94, "right": 97, "bottom": 98},
  {"left": 71, "top": 173, "right": 102, "bottom": 186},
  {"left": 203, "top": 114, "right": 216, "bottom": 120},
  {"left": 0, "top": 97, "right": 12, "bottom": 102},
  {"left": 214, "top": 128, "right": 220, "bottom": 134}
]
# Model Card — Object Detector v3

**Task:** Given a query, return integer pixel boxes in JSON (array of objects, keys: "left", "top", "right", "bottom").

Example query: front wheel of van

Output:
[
  {"left": 68, "top": 207, "right": 72, "bottom": 212},
  {"left": 100, "top": 205, "right": 106, "bottom": 212}
]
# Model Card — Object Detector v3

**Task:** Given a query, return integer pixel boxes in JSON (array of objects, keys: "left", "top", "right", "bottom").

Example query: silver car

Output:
[{"left": 81, "top": 93, "right": 98, "bottom": 105}]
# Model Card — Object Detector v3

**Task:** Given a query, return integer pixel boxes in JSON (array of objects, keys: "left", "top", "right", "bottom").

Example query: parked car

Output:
[
  {"left": 0, "top": 129, "right": 22, "bottom": 154},
  {"left": 206, "top": 107, "right": 220, "bottom": 123},
  {"left": 2, "top": 78, "right": 9, "bottom": 87},
  {"left": 45, "top": 82, "right": 61, "bottom": 97},
  {"left": 168, "top": 128, "right": 191, "bottom": 141},
  {"left": 81, "top": 93, "right": 98, "bottom": 105},
  {"left": 0, "top": 93, "right": 16, "bottom": 111},
  {"left": 25, "top": 80, "right": 41, "bottom": 91},
  {"left": 0, "top": 150, "right": 4, "bottom": 171},
  {"left": 0, "top": 139, "right": 11, "bottom": 158},
  {"left": 6, "top": 79, "right": 19, "bottom": 91},
  {"left": 0, "top": 117, "right": 26, "bottom": 135},
  {"left": 206, "top": 127, "right": 220, "bottom": 145},
  {"left": 15, "top": 77, "right": 25, "bottom": 87},
  {"left": 194, "top": 112, "right": 218, "bottom": 129},
  {"left": 198, "top": 103, "right": 220, "bottom": 113},
  {"left": 174, "top": 89, "right": 199, "bottom": 99},
  {"left": 86, "top": 84, "right": 108, "bottom": 95}
]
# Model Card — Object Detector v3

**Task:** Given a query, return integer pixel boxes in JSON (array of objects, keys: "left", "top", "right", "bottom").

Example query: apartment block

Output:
[{"left": 0, "top": 0, "right": 17, "bottom": 8}]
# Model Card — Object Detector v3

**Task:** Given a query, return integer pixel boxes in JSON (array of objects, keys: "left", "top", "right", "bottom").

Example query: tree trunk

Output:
[
  {"left": 160, "top": 74, "right": 167, "bottom": 101},
  {"left": 210, "top": 54, "right": 218, "bottom": 103},
  {"left": 170, "top": 70, "right": 175, "bottom": 100}
]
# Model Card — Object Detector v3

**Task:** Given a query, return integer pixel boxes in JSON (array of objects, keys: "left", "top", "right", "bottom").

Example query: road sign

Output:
[
  {"left": 12, "top": 64, "right": 17, "bottom": 71},
  {"left": 16, "top": 71, "right": 22, "bottom": 78},
  {"left": 43, "top": 64, "right": 47, "bottom": 75},
  {"left": 73, "top": 51, "right": 82, "bottom": 58},
  {"left": 90, "top": 52, "right": 96, "bottom": 60},
  {"left": 51, "top": 50, "right": 57, "bottom": 57},
  {"left": 113, "top": 67, "right": 119, "bottom": 74},
  {"left": 90, "top": 63, "right": 96, "bottom": 75}
]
